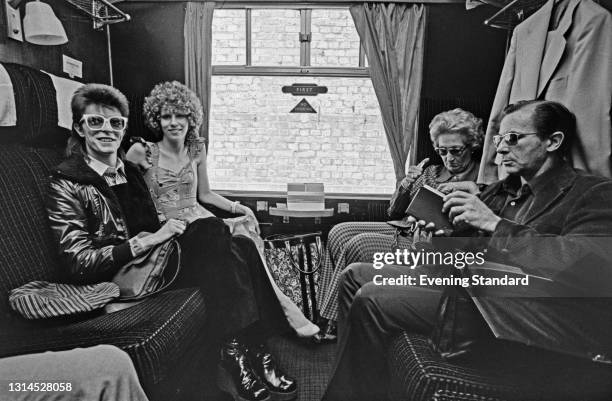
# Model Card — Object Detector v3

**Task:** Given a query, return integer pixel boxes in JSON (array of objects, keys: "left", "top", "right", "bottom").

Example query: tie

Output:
[{"left": 104, "top": 167, "right": 118, "bottom": 185}]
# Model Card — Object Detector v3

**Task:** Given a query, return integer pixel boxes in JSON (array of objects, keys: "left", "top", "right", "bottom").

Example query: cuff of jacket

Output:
[{"left": 112, "top": 242, "right": 133, "bottom": 267}]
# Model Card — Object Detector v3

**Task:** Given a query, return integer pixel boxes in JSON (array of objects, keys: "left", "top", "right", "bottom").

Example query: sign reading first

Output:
[{"left": 282, "top": 83, "right": 328, "bottom": 96}]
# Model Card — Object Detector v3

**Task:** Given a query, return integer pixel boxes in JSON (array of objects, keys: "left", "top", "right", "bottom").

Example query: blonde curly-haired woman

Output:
[{"left": 127, "top": 81, "right": 302, "bottom": 401}]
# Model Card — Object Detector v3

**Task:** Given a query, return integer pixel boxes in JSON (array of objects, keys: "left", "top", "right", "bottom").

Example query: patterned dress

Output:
[
  {"left": 143, "top": 142, "right": 213, "bottom": 223},
  {"left": 141, "top": 142, "right": 289, "bottom": 339}
]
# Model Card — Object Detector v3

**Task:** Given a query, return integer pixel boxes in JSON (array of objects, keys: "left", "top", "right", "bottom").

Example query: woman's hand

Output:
[
  {"left": 404, "top": 215, "right": 453, "bottom": 237},
  {"left": 401, "top": 158, "right": 429, "bottom": 188},
  {"left": 438, "top": 181, "right": 480, "bottom": 195},
  {"left": 153, "top": 219, "right": 187, "bottom": 243},
  {"left": 238, "top": 205, "right": 261, "bottom": 235}
]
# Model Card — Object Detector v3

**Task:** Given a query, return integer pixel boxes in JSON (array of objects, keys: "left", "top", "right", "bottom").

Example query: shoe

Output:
[
  {"left": 218, "top": 339, "right": 271, "bottom": 401},
  {"left": 312, "top": 320, "right": 337, "bottom": 344},
  {"left": 274, "top": 287, "right": 320, "bottom": 338},
  {"left": 247, "top": 344, "right": 297, "bottom": 401},
  {"left": 294, "top": 321, "right": 320, "bottom": 338}
]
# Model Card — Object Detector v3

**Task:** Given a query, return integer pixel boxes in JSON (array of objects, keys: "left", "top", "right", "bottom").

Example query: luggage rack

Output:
[
  {"left": 481, "top": 0, "right": 547, "bottom": 30},
  {"left": 481, "top": 0, "right": 605, "bottom": 30},
  {"left": 62, "top": 0, "right": 130, "bottom": 29}
]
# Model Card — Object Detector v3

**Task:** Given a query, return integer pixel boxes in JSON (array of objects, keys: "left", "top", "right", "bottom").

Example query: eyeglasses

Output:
[
  {"left": 80, "top": 114, "right": 128, "bottom": 132},
  {"left": 493, "top": 131, "right": 538, "bottom": 147},
  {"left": 434, "top": 146, "right": 467, "bottom": 157}
]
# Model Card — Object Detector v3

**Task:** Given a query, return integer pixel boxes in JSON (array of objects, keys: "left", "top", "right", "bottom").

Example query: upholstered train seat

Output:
[
  {"left": 0, "top": 63, "right": 210, "bottom": 401},
  {"left": 388, "top": 332, "right": 612, "bottom": 401}
]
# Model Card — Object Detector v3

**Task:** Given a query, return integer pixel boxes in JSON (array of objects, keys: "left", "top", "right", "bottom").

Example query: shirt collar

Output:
[
  {"left": 85, "top": 155, "right": 125, "bottom": 177},
  {"left": 500, "top": 160, "right": 572, "bottom": 197}
]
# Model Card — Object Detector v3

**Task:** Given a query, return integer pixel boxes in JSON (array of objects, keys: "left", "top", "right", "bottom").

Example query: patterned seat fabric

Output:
[
  {"left": 0, "top": 288, "right": 206, "bottom": 388},
  {"left": 388, "top": 332, "right": 612, "bottom": 401},
  {"left": 0, "top": 145, "right": 209, "bottom": 394}
]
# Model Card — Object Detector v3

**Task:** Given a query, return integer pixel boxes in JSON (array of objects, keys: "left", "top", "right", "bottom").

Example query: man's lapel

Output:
[
  {"left": 514, "top": 0, "right": 554, "bottom": 100},
  {"left": 55, "top": 151, "right": 123, "bottom": 216},
  {"left": 536, "top": 0, "right": 580, "bottom": 98},
  {"left": 523, "top": 164, "right": 576, "bottom": 225}
]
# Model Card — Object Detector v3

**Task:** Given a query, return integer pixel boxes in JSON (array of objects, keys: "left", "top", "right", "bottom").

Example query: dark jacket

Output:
[
  {"left": 469, "top": 162, "right": 612, "bottom": 362},
  {"left": 482, "top": 162, "right": 612, "bottom": 289},
  {"left": 46, "top": 152, "right": 160, "bottom": 284}
]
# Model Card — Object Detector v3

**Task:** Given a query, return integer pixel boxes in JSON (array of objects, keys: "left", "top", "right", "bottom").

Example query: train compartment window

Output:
[
  {"left": 209, "top": 6, "right": 394, "bottom": 195},
  {"left": 310, "top": 9, "right": 362, "bottom": 68}
]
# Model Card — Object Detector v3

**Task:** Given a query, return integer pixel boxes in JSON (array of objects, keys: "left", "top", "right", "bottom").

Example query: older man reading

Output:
[{"left": 322, "top": 100, "right": 612, "bottom": 401}]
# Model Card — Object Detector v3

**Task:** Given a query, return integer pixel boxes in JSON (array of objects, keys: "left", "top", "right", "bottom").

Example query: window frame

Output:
[
  {"left": 212, "top": 4, "right": 368, "bottom": 77},
  {"left": 210, "top": 3, "right": 394, "bottom": 197}
]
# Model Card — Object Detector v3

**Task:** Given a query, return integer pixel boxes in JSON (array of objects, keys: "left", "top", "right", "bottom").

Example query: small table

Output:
[{"left": 265, "top": 208, "right": 334, "bottom": 322}]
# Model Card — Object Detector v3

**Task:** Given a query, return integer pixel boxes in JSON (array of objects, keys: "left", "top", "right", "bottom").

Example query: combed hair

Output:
[
  {"left": 71, "top": 83, "right": 129, "bottom": 125},
  {"left": 429, "top": 108, "right": 484, "bottom": 151},
  {"left": 499, "top": 100, "right": 576, "bottom": 159},
  {"left": 66, "top": 83, "right": 129, "bottom": 157}
]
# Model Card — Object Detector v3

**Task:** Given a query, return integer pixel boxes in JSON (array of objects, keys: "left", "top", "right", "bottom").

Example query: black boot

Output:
[
  {"left": 247, "top": 343, "right": 297, "bottom": 401},
  {"left": 218, "top": 339, "right": 271, "bottom": 401}
]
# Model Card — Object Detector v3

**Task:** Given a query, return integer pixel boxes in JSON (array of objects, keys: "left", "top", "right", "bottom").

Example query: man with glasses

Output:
[
  {"left": 47, "top": 83, "right": 183, "bottom": 287},
  {"left": 323, "top": 99, "right": 612, "bottom": 401}
]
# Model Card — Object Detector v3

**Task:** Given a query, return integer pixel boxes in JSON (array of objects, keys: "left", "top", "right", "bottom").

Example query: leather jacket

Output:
[{"left": 46, "top": 151, "right": 159, "bottom": 284}]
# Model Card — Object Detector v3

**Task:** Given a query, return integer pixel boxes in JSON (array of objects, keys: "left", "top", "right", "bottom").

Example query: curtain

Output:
[
  {"left": 350, "top": 3, "right": 426, "bottom": 184},
  {"left": 184, "top": 2, "right": 215, "bottom": 141}
]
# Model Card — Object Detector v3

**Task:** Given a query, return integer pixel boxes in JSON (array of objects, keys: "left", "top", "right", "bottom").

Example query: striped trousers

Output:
[{"left": 317, "top": 222, "right": 413, "bottom": 322}]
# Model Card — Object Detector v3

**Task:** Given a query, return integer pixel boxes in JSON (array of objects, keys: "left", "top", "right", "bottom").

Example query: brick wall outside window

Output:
[{"left": 209, "top": 9, "right": 395, "bottom": 194}]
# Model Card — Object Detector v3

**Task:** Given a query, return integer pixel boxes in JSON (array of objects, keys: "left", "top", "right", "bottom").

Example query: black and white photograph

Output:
[{"left": 0, "top": 0, "right": 611, "bottom": 400}]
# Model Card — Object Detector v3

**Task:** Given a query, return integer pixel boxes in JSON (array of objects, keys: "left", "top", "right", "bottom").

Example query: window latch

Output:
[{"left": 299, "top": 33, "right": 312, "bottom": 43}]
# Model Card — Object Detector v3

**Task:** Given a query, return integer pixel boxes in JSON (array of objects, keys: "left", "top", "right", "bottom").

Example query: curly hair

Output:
[
  {"left": 143, "top": 81, "right": 204, "bottom": 145},
  {"left": 429, "top": 108, "right": 484, "bottom": 151}
]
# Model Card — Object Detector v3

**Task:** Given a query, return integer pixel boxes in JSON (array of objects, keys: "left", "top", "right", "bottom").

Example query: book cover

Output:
[{"left": 404, "top": 184, "right": 451, "bottom": 229}]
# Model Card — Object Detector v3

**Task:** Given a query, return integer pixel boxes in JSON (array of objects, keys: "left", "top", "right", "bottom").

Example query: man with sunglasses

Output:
[
  {"left": 323, "top": 99, "right": 612, "bottom": 401},
  {"left": 47, "top": 83, "right": 185, "bottom": 285}
]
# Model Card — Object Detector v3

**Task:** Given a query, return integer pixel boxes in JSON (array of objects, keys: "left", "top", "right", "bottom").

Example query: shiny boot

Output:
[
  {"left": 247, "top": 343, "right": 297, "bottom": 400},
  {"left": 218, "top": 339, "right": 271, "bottom": 401}
]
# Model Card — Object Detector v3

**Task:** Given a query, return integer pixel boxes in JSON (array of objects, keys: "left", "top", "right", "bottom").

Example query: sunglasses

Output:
[
  {"left": 493, "top": 131, "right": 538, "bottom": 147},
  {"left": 80, "top": 114, "right": 128, "bottom": 132},
  {"left": 434, "top": 146, "right": 467, "bottom": 157}
]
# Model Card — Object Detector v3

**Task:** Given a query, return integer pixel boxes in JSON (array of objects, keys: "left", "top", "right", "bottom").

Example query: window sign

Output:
[
  {"left": 282, "top": 83, "right": 328, "bottom": 96},
  {"left": 290, "top": 98, "right": 317, "bottom": 113}
]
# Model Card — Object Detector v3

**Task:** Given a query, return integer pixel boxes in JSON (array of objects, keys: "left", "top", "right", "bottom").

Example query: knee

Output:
[
  {"left": 340, "top": 262, "right": 372, "bottom": 284},
  {"left": 185, "top": 217, "right": 231, "bottom": 244},
  {"left": 190, "top": 216, "right": 226, "bottom": 232},
  {"left": 339, "top": 263, "right": 372, "bottom": 297},
  {"left": 328, "top": 222, "right": 360, "bottom": 245},
  {"left": 345, "top": 234, "right": 372, "bottom": 262},
  {"left": 349, "top": 283, "right": 382, "bottom": 320},
  {"left": 89, "top": 345, "right": 138, "bottom": 376},
  {"left": 329, "top": 222, "right": 350, "bottom": 237}
]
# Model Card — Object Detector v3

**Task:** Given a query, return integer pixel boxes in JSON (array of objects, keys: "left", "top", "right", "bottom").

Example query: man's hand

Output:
[
  {"left": 154, "top": 219, "right": 187, "bottom": 242},
  {"left": 442, "top": 191, "right": 501, "bottom": 233}
]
